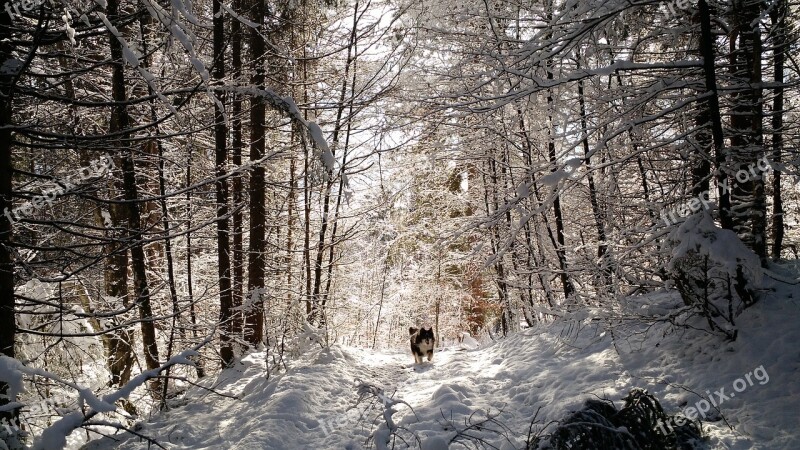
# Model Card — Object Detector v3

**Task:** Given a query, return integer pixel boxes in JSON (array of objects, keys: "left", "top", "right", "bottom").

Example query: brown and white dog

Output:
[{"left": 409, "top": 327, "right": 435, "bottom": 364}]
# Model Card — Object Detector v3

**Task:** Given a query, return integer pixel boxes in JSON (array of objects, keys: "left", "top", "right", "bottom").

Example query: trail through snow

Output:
[{"left": 89, "top": 287, "right": 800, "bottom": 450}]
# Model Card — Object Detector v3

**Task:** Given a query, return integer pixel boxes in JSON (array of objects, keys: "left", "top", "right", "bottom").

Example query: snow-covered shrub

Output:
[
  {"left": 0, "top": 419, "right": 26, "bottom": 450},
  {"left": 1, "top": 346, "right": 202, "bottom": 450},
  {"left": 356, "top": 381, "right": 418, "bottom": 450},
  {"left": 530, "top": 388, "right": 704, "bottom": 450},
  {"left": 10, "top": 280, "right": 113, "bottom": 446},
  {"left": 15, "top": 281, "right": 108, "bottom": 378},
  {"left": 666, "top": 212, "right": 761, "bottom": 340}
]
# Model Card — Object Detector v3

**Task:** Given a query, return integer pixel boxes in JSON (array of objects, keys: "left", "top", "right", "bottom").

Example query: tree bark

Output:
[
  {"left": 120, "top": 153, "right": 162, "bottom": 395},
  {"left": 485, "top": 154, "right": 512, "bottom": 335},
  {"left": 310, "top": 181, "right": 332, "bottom": 326},
  {"left": 319, "top": 0, "right": 362, "bottom": 325},
  {"left": 287, "top": 150, "right": 296, "bottom": 314},
  {"left": 514, "top": 111, "right": 555, "bottom": 311},
  {"left": 92, "top": 153, "right": 135, "bottom": 393},
  {"left": 770, "top": 0, "right": 786, "bottom": 261},
  {"left": 545, "top": 58, "right": 575, "bottom": 300},
  {"left": 231, "top": 0, "right": 245, "bottom": 341},
  {"left": 698, "top": 0, "right": 731, "bottom": 231},
  {"left": 63, "top": 74, "right": 137, "bottom": 401},
  {"left": 106, "top": 0, "right": 161, "bottom": 395},
  {"left": 212, "top": 0, "right": 235, "bottom": 367},
  {"left": 55, "top": 40, "right": 136, "bottom": 396},
  {"left": 245, "top": 0, "right": 267, "bottom": 346},
  {"left": 0, "top": 0, "right": 17, "bottom": 430},
  {"left": 727, "top": 0, "right": 766, "bottom": 261},
  {"left": 185, "top": 147, "right": 205, "bottom": 378},
  {"left": 577, "top": 70, "right": 611, "bottom": 291},
  {"left": 157, "top": 135, "right": 181, "bottom": 407},
  {"left": 136, "top": 12, "right": 182, "bottom": 407}
]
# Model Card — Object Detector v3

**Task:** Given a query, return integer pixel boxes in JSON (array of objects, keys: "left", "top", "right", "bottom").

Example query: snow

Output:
[
  {"left": 219, "top": 2, "right": 259, "bottom": 28},
  {"left": 282, "top": 95, "right": 302, "bottom": 120},
  {"left": 78, "top": 389, "right": 116, "bottom": 414},
  {"left": 213, "top": 88, "right": 333, "bottom": 173},
  {"left": 459, "top": 333, "right": 480, "bottom": 350},
  {"left": 2, "top": 346, "right": 202, "bottom": 450},
  {"left": 538, "top": 171, "right": 564, "bottom": 187},
  {"left": 421, "top": 436, "right": 449, "bottom": 450},
  {"left": 190, "top": 57, "right": 208, "bottom": 82},
  {"left": 515, "top": 181, "right": 530, "bottom": 198},
  {"left": 100, "top": 210, "right": 112, "bottom": 228},
  {"left": 306, "top": 122, "right": 329, "bottom": 152},
  {"left": 97, "top": 13, "right": 139, "bottom": 68},
  {"left": 86, "top": 278, "right": 800, "bottom": 450},
  {"left": 34, "top": 412, "right": 84, "bottom": 450},
  {"left": 0, "top": 356, "right": 24, "bottom": 399},
  {"left": 668, "top": 210, "right": 763, "bottom": 289},
  {"left": 102, "top": 349, "right": 201, "bottom": 406},
  {"left": 63, "top": 14, "right": 76, "bottom": 46},
  {"left": 564, "top": 157, "right": 583, "bottom": 171},
  {"left": 538, "top": 158, "right": 582, "bottom": 188},
  {"left": 170, "top": 0, "right": 204, "bottom": 27},
  {"left": 306, "top": 121, "right": 336, "bottom": 172}
]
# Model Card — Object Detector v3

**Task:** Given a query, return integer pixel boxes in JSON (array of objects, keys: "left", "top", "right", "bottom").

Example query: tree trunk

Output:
[
  {"left": 372, "top": 261, "right": 387, "bottom": 349},
  {"left": 310, "top": 179, "right": 332, "bottom": 325},
  {"left": 90, "top": 152, "right": 135, "bottom": 393},
  {"left": 57, "top": 51, "right": 136, "bottom": 399},
  {"left": 485, "top": 154, "right": 512, "bottom": 336},
  {"left": 157, "top": 137, "right": 181, "bottom": 406},
  {"left": 770, "top": 0, "right": 786, "bottom": 261},
  {"left": 231, "top": 0, "right": 245, "bottom": 339},
  {"left": 137, "top": 13, "right": 182, "bottom": 407},
  {"left": 688, "top": 15, "right": 712, "bottom": 200},
  {"left": 304, "top": 137, "right": 313, "bottom": 319},
  {"left": 185, "top": 147, "right": 205, "bottom": 378},
  {"left": 515, "top": 110, "right": 555, "bottom": 311},
  {"left": 287, "top": 151, "right": 296, "bottom": 314},
  {"left": 72, "top": 282, "right": 134, "bottom": 414},
  {"left": 140, "top": 141, "right": 163, "bottom": 265},
  {"left": 213, "top": 0, "right": 235, "bottom": 367},
  {"left": 727, "top": 0, "right": 766, "bottom": 262},
  {"left": 545, "top": 61, "right": 575, "bottom": 300},
  {"left": 697, "top": 0, "right": 731, "bottom": 232},
  {"left": 245, "top": 0, "right": 267, "bottom": 346},
  {"left": 539, "top": 0, "right": 575, "bottom": 301},
  {"left": 107, "top": 0, "right": 161, "bottom": 396},
  {"left": 120, "top": 153, "right": 162, "bottom": 395},
  {"left": 0, "top": 0, "right": 17, "bottom": 430},
  {"left": 577, "top": 69, "right": 612, "bottom": 291},
  {"left": 319, "top": 0, "right": 361, "bottom": 325}
]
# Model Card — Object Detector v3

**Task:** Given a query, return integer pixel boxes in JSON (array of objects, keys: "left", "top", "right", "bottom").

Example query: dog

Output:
[{"left": 409, "top": 327, "right": 435, "bottom": 364}]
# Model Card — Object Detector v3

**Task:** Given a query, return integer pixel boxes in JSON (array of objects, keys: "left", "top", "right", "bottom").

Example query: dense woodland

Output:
[{"left": 0, "top": 0, "right": 798, "bottom": 447}]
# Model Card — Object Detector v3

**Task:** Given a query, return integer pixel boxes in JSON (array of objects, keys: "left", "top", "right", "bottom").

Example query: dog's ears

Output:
[{"left": 409, "top": 327, "right": 418, "bottom": 335}]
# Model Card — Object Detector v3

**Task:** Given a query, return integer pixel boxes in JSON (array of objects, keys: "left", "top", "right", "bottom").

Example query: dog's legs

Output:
[
  {"left": 427, "top": 351, "right": 433, "bottom": 362},
  {"left": 414, "top": 352, "right": 422, "bottom": 364}
]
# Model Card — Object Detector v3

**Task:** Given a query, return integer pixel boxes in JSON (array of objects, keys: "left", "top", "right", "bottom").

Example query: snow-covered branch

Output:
[{"left": 0, "top": 339, "right": 211, "bottom": 450}]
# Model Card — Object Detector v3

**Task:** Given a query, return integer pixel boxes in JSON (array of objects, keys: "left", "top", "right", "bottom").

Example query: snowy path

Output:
[
  {"left": 89, "top": 294, "right": 800, "bottom": 450},
  {"left": 90, "top": 340, "right": 557, "bottom": 449}
]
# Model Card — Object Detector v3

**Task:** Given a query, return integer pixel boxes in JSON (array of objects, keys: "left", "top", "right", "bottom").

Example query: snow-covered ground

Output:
[{"left": 87, "top": 281, "right": 800, "bottom": 450}]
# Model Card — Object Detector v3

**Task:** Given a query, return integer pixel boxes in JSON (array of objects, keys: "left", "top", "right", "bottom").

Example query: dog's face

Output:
[{"left": 410, "top": 327, "right": 435, "bottom": 346}]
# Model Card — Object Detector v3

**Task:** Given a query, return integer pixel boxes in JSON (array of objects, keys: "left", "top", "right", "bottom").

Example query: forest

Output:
[{"left": 0, "top": 0, "right": 799, "bottom": 448}]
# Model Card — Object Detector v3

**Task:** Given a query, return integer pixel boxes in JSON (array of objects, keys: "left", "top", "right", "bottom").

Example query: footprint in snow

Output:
[{"left": 407, "top": 362, "right": 435, "bottom": 373}]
